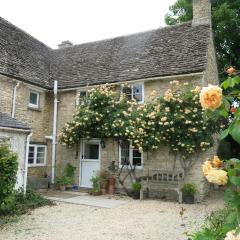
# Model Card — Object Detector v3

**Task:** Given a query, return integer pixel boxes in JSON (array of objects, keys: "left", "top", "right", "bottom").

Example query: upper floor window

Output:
[
  {"left": 119, "top": 141, "right": 143, "bottom": 169},
  {"left": 29, "top": 91, "right": 39, "bottom": 108},
  {"left": 76, "top": 90, "right": 88, "bottom": 106},
  {"left": 122, "top": 83, "right": 144, "bottom": 103},
  {"left": 28, "top": 144, "right": 47, "bottom": 167}
]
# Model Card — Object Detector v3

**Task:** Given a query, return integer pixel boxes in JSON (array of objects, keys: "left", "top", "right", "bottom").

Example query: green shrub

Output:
[
  {"left": 188, "top": 207, "right": 237, "bottom": 240},
  {"left": 64, "top": 163, "right": 76, "bottom": 183},
  {"left": 0, "top": 188, "right": 53, "bottom": 227},
  {"left": 132, "top": 182, "right": 141, "bottom": 192},
  {"left": 0, "top": 188, "right": 53, "bottom": 216},
  {"left": 0, "top": 142, "right": 18, "bottom": 207},
  {"left": 181, "top": 183, "right": 197, "bottom": 196},
  {"left": 90, "top": 176, "right": 100, "bottom": 193},
  {"left": 56, "top": 176, "right": 71, "bottom": 186}
]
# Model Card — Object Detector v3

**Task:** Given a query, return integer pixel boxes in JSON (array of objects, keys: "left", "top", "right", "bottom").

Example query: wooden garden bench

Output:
[{"left": 140, "top": 170, "right": 184, "bottom": 203}]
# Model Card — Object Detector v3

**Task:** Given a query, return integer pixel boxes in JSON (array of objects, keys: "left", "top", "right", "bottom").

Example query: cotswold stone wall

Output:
[
  {"left": 0, "top": 74, "right": 52, "bottom": 177},
  {"left": 54, "top": 73, "right": 217, "bottom": 201}
]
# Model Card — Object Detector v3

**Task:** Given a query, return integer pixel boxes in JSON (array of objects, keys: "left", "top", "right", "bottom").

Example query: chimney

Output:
[
  {"left": 192, "top": 0, "right": 212, "bottom": 26},
  {"left": 58, "top": 40, "right": 73, "bottom": 49}
]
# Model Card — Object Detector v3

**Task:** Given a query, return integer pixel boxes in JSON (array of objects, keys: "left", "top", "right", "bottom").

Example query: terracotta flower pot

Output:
[
  {"left": 59, "top": 185, "right": 66, "bottom": 191},
  {"left": 101, "top": 188, "right": 107, "bottom": 195},
  {"left": 108, "top": 176, "right": 115, "bottom": 194}
]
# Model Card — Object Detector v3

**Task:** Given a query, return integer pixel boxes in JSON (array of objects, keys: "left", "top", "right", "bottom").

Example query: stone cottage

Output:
[{"left": 0, "top": 0, "right": 218, "bottom": 200}]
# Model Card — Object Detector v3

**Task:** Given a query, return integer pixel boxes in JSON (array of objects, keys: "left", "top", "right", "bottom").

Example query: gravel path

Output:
[{"left": 0, "top": 192, "right": 224, "bottom": 240}]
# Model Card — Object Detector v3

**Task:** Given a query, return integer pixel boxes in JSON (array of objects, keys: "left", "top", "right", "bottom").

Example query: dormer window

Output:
[
  {"left": 122, "top": 83, "right": 144, "bottom": 103},
  {"left": 29, "top": 91, "right": 39, "bottom": 108}
]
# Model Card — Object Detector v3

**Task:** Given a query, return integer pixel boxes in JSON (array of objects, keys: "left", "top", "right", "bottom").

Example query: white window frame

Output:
[
  {"left": 119, "top": 141, "right": 143, "bottom": 169},
  {"left": 76, "top": 89, "right": 88, "bottom": 106},
  {"left": 121, "top": 82, "right": 144, "bottom": 104},
  {"left": 28, "top": 144, "right": 47, "bottom": 167},
  {"left": 28, "top": 90, "right": 40, "bottom": 109}
]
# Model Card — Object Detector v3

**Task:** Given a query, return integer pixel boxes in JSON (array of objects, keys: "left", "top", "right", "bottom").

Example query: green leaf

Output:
[
  {"left": 229, "top": 120, "right": 240, "bottom": 144},
  {"left": 220, "top": 128, "right": 229, "bottom": 140},
  {"left": 221, "top": 76, "right": 240, "bottom": 89},
  {"left": 227, "top": 169, "right": 236, "bottom": 177},
  {"left": 229, "top": 176, "right": 240, "bottom": 186}
]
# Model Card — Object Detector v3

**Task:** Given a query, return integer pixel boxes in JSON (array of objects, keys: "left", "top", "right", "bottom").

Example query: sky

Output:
[{"left": 0, "top": 0, "right": 176, "bottom": 49}]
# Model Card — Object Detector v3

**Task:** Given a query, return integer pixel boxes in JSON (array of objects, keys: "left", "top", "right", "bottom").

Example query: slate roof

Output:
[
  {"left": 0, "top": 17, "right": 51, "bottom": 88},
  {"left": 0, "top": 17, "right": 211, "bottom": 90},
  {"left": 0, "top": 112, "right": 30, "bottom": 130}
]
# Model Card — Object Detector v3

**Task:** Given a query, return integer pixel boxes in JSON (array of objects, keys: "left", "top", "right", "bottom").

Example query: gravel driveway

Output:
[{"left": 0, "top": 192, "right": 224, "bottom": 240}]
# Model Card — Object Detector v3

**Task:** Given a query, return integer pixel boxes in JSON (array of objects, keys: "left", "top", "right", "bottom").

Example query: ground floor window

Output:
[
  {"left": 28, "top": 144, "right": 47, "bottom": 167},
  {"left": 119, "top": 141, "right": 143, "bottom": 168}
]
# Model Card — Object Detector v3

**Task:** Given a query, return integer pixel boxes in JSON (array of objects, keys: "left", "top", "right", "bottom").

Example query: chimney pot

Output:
[{"left": 58, "top": 40, "right": 73, "bottom": 49}]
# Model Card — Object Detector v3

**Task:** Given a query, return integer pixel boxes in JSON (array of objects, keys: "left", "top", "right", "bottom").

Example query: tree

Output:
[{"left": 165, "top": 0, "right": 240, "bottom": 80}]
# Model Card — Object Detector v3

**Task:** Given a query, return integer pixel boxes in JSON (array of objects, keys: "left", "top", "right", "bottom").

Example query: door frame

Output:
[{"left": 79, "top": 138, "right": 101, "bottom": 188}]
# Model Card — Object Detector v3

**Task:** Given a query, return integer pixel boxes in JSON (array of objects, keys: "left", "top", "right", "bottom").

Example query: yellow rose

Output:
[
  {"left": 206, "top": 169, "right": 228, "bottom": 185},
  {"left": 212, "top": 156, "right": 222, "bottom": 168},
  {"left": 226, "top": 66, "right": 236, "bottom": 76},
  {"left": 225, "top": 228, "right": 240, "bottom": 240},
  {"left": 202, "top": 160, "right": 212, "bottom": 176},
  {"left": 200, "top": 85, "right": 222, "bottom": 111}
]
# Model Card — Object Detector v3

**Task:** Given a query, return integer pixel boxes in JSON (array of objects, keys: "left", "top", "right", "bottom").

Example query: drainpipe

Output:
[
  {"left": 51, "top": 80, "right": 58, "bottom": 184},
  {"left": 12, "top": 81, "right": 20, "bottom": 118},
  {"left": 23, "top": 132, "right": 32, "bottom": 194}
]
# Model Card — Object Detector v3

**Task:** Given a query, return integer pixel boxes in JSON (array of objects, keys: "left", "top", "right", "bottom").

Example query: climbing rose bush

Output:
[
  {"left": 59, "top": 82, "right": 220, "bottom": 159},
  {"left": 193, "top": 67, "right": 240, "bottom": 240}
]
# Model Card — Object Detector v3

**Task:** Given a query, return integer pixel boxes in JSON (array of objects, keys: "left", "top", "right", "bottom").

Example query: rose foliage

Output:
[
  {"left": 190, "top": 68, "right": 240, "bottom": 240},
  {"left": 59, "top": 82, "right": 220, "bottom": 159}
]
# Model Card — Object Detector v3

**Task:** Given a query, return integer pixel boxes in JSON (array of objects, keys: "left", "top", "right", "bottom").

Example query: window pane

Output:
[
  {"left": 133, "top": 84, "right": 143, "bottom": 102},
  {"left": 37, "top": 152, "right": 45, "bottom": 158},
  {"left": 133, "top": 93, "right": 142, "bottom": 102},
  {"left": 120, "top": 141, "right": 130, "bottom": 166},
  {"left": 133, "top": 157, "right": 142, "bottom": 166},
  {"left": 84, "top": 143, "right": 99, "bottom": 159},
  {"left": 80, "top": 91, "right": 87, "bottom": 98},
  {"left": 29, "top": 146, "right": 34, "bottom": 152},
  {"left": 28, "top": 157, "right": 34, "bottom": 164},
  {"left": 36, "top": 147, "right": 45, "bottom": 164},
  {"left": 36, "top": 157, "right": 44, "bottom": 164},
  {"left": 37, "top": 147, "right": 45, "bottom": 153},
  {"left": 122, "top": 86, "right": 132, "bottom": 100},
  {"left": 132, "top": 149, "right": 142, "bottom": 166},
  {"left": 29, "top": 92, "right": 38, "bottom": 105},
  {"left": 28, "top": 146, "right": 35, "bottom": 164}
]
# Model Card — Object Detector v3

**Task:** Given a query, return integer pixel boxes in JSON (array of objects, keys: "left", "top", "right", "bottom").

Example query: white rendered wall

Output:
[{"left": 0, "top": 129, "right": 27, "bottom": 189}]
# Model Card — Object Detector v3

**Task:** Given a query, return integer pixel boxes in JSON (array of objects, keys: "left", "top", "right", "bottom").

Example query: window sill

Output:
[
  {"left": 119, "top": 165, "right": 143, "bottom": 170},
  {"left": 28, "top": 106, "right": 42, "bottom": 112},
  {"left": 28, "top": 164, "right": 46, "bottom": 167}
]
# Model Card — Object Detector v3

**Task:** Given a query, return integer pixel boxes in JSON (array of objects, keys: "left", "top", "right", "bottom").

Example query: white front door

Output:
[{"left": 80, "top": 139, "right": 101, "bottom": 188}]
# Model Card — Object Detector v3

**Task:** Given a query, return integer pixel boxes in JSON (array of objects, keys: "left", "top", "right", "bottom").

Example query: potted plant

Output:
[
  {"left": 56, "top": 176, "right": 71, "bottom": 191},
  {"left": 90, "top": 176, "right": 100, "bottom": 195},
  {"left": 64, "top": 163, "right": 77, "bottom": 191},
  {"left": 99, "top": 171, "right": 109, "bottom": 195},
  {"left": 132, "top": 181, "right": 141, "bottom": 200},
  {"left": 181, "top": 183, "right": 197, "bottom": 204}
]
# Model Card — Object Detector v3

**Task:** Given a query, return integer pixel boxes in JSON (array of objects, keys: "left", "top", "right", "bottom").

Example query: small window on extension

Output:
[{"left": 29, "top": 91, "right": 40, "bottom": 108}]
